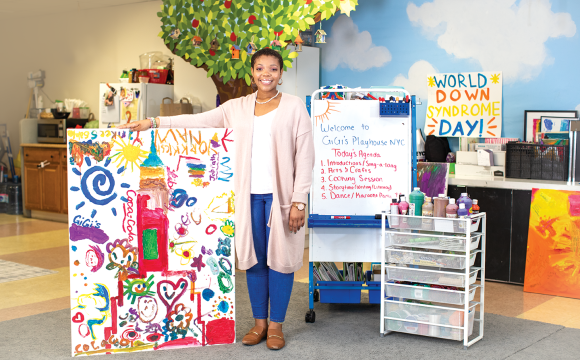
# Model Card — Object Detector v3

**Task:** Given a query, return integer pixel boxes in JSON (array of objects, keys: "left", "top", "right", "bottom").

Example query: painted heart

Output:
[
  {"left": 72, "top": 312, "right": 85, "bottom": 323},
  {"left": 157, "top": 278, "right": 188, "bottom": 315}
]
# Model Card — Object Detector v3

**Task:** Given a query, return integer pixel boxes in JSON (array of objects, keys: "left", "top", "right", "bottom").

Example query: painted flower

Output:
[
  {"left": 175, "top": 245, "right": 196, "bottom": 265},
  {"left": 220, "top": 219, "right": 235, "bottom": 237},
  {"left": 167, "top": 304, "right": 192, "bottom": 331}
]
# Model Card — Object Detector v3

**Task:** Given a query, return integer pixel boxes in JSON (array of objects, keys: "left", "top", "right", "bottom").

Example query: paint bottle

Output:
[
  {"left": 398, "top": 196, "right": 409, "bottom": 215},
  {"left": 421, "top": 197, "right": 434, "bottom": 230},
  {"left": 390, "top": 198, "right": 400, "bottom": 226},
  {"left": 457, "top": 193, "right": 473, "bottom": 214},
  {"left": 409, "top": 187, "right": 424, "bottom": 216},
  {"left": 434, "top": 194, "right": 449, "bottom": 218},
  {"left": 457, "top": 203, "right": 469, "bottom": 231},
  {"left": 398, "top": 196, "right": 409, "bottom": 227},
  {"left": 472, "top": 199, "right": 480, "bottom": 215},
  {"left": 445, "top": 198, "right": 458, "bottom": 218}
]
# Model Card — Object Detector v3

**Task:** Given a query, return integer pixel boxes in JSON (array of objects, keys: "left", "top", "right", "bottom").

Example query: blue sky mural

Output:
[{"left": 317, "top": 0, "right": 580, "bottom": 145}]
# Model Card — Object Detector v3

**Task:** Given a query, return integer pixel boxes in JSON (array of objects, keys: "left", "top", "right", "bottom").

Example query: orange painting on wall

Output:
[{"left": 524, "top": 188, "right": 580, "bottom": 298}]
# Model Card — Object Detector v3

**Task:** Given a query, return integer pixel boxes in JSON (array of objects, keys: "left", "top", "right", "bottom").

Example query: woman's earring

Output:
[
  {"left": 278, "top": 78, "right": 283, "bottom": 85},
  {"left": 251, "top": 76, "right": 255, "bottom": 84}
]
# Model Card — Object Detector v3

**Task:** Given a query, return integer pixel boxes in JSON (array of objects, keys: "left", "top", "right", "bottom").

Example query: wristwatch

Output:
[{"left": 292, "top": 203, "right": 306, "bottom": 211}]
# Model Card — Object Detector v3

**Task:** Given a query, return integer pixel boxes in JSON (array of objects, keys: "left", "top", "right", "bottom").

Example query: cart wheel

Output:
[
  {"left": 305, "top": 310, "right": 316, "bottom": 323},
  {"left": 313, "top": 289, "right": 320, "bottom": 302}
]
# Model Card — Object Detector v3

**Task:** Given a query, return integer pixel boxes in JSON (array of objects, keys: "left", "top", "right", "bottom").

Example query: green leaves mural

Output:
[{"left": 158, "top": 0, "right": 357, "bottom": 100}]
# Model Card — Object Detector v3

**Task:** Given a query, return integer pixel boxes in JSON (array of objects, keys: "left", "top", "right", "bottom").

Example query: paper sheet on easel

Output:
[
  {"left": 121, "top": 97, "right": 139, "bottom": 124},
  {"left": 100, "top": 95, "right": 120, "bottom": 124}
]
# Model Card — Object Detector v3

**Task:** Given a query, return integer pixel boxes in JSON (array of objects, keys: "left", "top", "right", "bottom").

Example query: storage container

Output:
[
  {"left": 385, "top": 282, "right": 477, "bottom": 305},
  {"left": 386, "top": 266, "right": 479, "bottom": 287},
  {"left": 318, "top": 270, "right": 364, "bottom": 304},
  {"left": 388, "top": 232, "right": 481, "bottom": 251},
  {"left": 379, "top": 102, "right": 410, "bottom": 117},
  {"left": 388, "top": 214, "right": 480, "bottom": 234},
  {"left": 385, "top": 305, "right": 475, "bottom": 341},
  {"left": 386, "top": 249, "right": 477, "bottom": 270},
  {"left": 506, "top": 142, "right": 568, "bottom": 180}
]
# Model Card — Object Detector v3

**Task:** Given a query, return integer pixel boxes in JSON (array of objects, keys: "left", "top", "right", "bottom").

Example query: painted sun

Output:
[
  {"left": 490, "top": 73, "right": 500, "bottom": 84},
  {"left": 110, "top": 135, "right": 149, "bottom": 172},
  {"left": 427, "top": 76, "right": 436, "bottom": 87}
]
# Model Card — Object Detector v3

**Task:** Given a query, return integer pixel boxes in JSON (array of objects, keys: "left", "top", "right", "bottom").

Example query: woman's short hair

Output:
[{"left": 251, "top": 48, "right": 283, "bottom": 70}]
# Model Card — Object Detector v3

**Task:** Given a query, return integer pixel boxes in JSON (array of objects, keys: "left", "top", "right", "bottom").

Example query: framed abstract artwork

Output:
[{"left": 523, "top": 110, "right": 577, "bottom": 142}]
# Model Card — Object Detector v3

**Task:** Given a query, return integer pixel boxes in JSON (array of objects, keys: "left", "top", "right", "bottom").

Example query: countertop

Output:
[
  {"left": 449, "top": 174, "right": 580, "bottom": 191},
  {"left": 21, "top": 143, "right": 67, "bottom": 149}
]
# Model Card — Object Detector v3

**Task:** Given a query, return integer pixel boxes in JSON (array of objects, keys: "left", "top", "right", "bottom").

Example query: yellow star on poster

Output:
[
  {"left": 427, "top": 76, "right": 436, "bottom": 87},
  {"left": 339, "top": 0, "right": 357, "bottom": 17},
  {"left": 490, "top": 73, "right": 500, "bottom": 84}
]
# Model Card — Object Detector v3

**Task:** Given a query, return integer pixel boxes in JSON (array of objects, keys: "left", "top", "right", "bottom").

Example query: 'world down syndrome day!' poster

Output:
[
  {"left": 424, "top": 71, "right": 502, "bottom": 138},
  {"left": 67, "top": 128, "right": 235, "bottom": 356}
]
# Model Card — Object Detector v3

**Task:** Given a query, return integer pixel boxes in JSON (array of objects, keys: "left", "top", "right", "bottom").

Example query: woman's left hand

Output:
[{"left": 289, "top": 205, "right": 305, "bottom": 234}]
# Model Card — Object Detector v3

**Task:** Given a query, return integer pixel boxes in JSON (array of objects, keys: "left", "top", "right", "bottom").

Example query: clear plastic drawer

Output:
[
  {"left": 388, "top": 214, "right": 481, "bottom": 234},
  {"left": 385, "top": 282, "right": 476, "bottom": 305},
  {"left": 388, "top": 232, "right": 481, "bottom": 252},
  {"left": 385, "top": 302, "right": 475, "bottom": 341},
  {"left": 386, "top": 249, "right": 477, "bottom": 270},
  {"left": 386, "top": 266, "right": 479, "bottom": 287}
]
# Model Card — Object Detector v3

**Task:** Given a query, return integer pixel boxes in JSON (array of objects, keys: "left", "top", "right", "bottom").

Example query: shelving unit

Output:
[{"left": 380, "top": 212, "right": 486, "bottom": 348}]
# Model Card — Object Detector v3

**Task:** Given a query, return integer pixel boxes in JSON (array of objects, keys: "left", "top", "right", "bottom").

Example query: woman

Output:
[{"left": 118, "top": 48, "right": 315, "bottom": 350}]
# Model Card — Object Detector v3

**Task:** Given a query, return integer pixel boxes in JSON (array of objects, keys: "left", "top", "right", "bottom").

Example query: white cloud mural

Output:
[
  {"left": 407, "top": 0, "right": 576, "bottom": 82},
  {"left": 392, "top": 60, "right": 438, "bottom": 100},
  {"left": 321, "top": 15, "right": 392, "bottom": 71}
]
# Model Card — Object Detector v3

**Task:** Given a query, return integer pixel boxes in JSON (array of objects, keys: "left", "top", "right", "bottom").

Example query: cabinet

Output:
[
  {"left": 448, "top": 185, "right": 531, "bottom": 284},
  {"left": 380, "top": 213, "right": 486, "bottom": 347},
  {"left": 23, "top": 146, "right": 68, "bottom": 214}
]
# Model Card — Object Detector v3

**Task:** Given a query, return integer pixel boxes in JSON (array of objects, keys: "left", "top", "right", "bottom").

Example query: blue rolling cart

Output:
[{"left": 305, "top": 88, "right": 418, "bottom": 323}]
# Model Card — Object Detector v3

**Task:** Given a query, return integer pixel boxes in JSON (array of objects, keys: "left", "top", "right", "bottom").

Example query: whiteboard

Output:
[{"left": 311, "top": 100, "right": 411, "bottom": 215}]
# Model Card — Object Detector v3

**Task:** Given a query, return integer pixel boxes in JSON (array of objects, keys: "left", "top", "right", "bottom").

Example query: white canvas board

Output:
[{"left": 67, "top": 128, "right": 235, "bottom": 356}]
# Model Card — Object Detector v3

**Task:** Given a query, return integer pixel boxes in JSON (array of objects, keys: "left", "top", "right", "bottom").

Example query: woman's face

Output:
[{"left": 251, "top": 55, "right": 282, "bottom": 93}]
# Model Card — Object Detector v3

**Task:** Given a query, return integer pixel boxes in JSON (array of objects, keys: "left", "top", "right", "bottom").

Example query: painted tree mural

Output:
[{"left": 158, "top": 0, "right": 358, "bottom": 101}]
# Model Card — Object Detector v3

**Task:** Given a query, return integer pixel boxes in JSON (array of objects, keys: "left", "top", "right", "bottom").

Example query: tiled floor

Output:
[
  {"left": 0, "top": 259, "right": 57, "bottom": 283},
  {"left": 1, "top": 214, "right": 579, "bottom": 329}
]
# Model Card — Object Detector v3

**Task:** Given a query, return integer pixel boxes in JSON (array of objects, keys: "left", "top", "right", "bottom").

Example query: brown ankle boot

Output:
[
  {"left": 242, "top": 325, "right": 267, "bottom": 345},
  {"left": 266, "top": 328, "right": 285, "bottom": 350}
]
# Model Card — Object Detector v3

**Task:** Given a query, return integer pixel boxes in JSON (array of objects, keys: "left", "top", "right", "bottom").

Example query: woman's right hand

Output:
[{"left": 116, "top": 119, "right": 152, "bottom": 131}]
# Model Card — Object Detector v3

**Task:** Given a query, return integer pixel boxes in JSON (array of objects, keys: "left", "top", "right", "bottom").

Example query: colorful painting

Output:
[
  {"left": 524, "top": 189, "right": 580, "bottom": 299},
  {"left": 417, "top": 162, "right": 449, "bottom": 198},
  {"left": 67, "top": 128, "right": 235, "bottom": 356}
]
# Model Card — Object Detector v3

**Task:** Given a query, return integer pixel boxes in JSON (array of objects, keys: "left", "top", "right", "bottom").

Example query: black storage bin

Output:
[{"left": 506, "top": 143, "right": 568, "bottom": 181}]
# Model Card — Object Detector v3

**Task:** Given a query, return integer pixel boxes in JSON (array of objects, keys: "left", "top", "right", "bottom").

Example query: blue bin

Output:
[
  {"left": 366, "top": 270, "right": 381, "bottom": 304},
  {"left": 318, "top": 270, "right": 364, "bottom": 304}
]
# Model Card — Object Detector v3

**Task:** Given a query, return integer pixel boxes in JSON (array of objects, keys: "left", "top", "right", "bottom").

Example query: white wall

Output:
[{"left": 0, "top": 1, "right": 217, "bottom": 159}]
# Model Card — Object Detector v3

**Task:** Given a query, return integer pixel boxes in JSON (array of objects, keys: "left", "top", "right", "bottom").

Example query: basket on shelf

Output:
[{"left": 506, "top": 142, "right": 568, "bottom": 180}]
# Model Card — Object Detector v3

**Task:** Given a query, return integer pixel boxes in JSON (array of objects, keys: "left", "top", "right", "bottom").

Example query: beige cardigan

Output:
[{"left": 158, "top": 92, "right": 315, "bottom": 273}]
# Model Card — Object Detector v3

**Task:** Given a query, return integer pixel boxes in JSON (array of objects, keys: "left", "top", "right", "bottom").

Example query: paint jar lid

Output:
[
  {"left": 414, "top": 187, "right": 421, "bottom": 191},
  {"left": 459, "top": 203, "right": 465, "bottom": 208},
  {"left": 400, "top": 196, "right": 406, "bottom": 201},
  {"left": 438, "top": 194, "right": 445, "bottom": 198},
  {"left": 392, "top": 198, "right": 398, "bottom": 203},
  {"left": 425, "top": 197, "right": 431, "bottom": 202},
  {"left": 449, "top": 198, "right": 456, "bottom": 205},
  {"left": 473, "top": 199, "right": 478, "bottom": 204},
  {"left": 461, "top": 192, "right": 468, "bottom": 197}
]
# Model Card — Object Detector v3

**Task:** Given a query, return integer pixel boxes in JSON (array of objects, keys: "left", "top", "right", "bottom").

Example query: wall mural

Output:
[{"left": 67, "top": 128, "right": 235, "bottom": 356}]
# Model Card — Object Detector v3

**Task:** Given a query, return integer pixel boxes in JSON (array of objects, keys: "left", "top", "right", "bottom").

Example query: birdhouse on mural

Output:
[
  {"left": 192, "top": 36, "right": 202, "bottom": 46},
  {"left": 270, "top": 39, "right": 282, "bottom": 51},
  {"left": 247, "top": 42, "right": 257, "bottom": 55},
  {"left": 315, "top": 29, "right": 326, "bottom": 44},
  {"left": 210, "top": 38, "right": 219, "bottom": 51},
  {"left": 294, "top": 34, "right": 303, "bottom": 52},
  {"left": 230, "top": 45, "right": 240, "bottom": 59},
  {"left": 169, "top": 29, "right": 181, "bottom": 40}
]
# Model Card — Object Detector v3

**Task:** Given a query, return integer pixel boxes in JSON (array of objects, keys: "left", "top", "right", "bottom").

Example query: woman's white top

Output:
[{"left": 251, "top": 109, "right": 277, "bottom": 194}]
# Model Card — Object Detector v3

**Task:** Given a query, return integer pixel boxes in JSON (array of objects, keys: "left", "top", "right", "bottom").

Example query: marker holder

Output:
[{"left": 380, "top": 102, "right": 410, "bottom": 117}]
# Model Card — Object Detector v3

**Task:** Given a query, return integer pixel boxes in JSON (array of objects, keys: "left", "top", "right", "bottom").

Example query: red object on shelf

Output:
[{"left": 145, "top": 69, "right": 169, "bottom": 84}]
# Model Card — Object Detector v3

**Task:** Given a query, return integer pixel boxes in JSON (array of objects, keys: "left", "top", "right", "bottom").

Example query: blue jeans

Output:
[{"left": 246, "top": 193, "right": 294, "bottom": 323}]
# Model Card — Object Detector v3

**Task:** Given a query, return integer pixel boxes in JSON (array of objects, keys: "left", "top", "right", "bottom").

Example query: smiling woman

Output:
[{"left": 117, "top": 48, "right": 315, "bottom": 350}]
